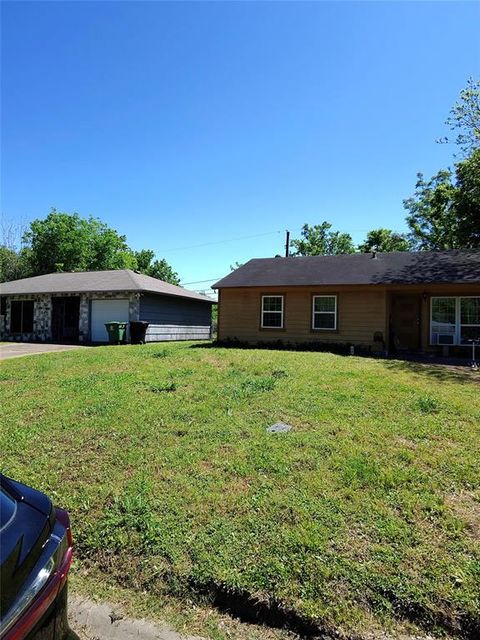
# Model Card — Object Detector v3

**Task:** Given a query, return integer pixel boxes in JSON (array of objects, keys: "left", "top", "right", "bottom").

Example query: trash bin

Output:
[
  {"left": 130, "top": 321, "right": 149, "bottom": 345},
  {"left": 104, "top": 321, "right": 127, "bottom": 344}
]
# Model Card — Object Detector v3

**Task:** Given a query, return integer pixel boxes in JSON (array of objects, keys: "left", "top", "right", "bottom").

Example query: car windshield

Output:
[{"left": 0, "top": 488, "right": 16, "bottom": 530}]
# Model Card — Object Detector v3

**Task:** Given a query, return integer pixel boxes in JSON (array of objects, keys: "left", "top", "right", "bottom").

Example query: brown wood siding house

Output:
[{"left": 213, "top": 251, "right": 480, "bottom": 355}]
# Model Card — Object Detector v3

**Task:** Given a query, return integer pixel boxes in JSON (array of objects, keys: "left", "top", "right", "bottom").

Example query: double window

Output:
[
  {"left": 312, "top": 296, "right": 337, "bottom": 330},
  {"left": 431, "top": 297, "right": 480, "bottom": 345},
  {"left": 10, "top": 300, "right": 34, "bottom": 333},
  {"left": 261, "top": 294, "right": 338, "bottom": 330}
]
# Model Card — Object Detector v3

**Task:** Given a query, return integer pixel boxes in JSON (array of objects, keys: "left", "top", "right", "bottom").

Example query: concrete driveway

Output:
[{"left": 0, "top": 342, "right": 86, "bottom": 360}]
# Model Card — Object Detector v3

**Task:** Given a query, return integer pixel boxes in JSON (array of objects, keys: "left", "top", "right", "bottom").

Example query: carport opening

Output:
[{"left": 51, "top": 297, "right": 80, "bottom": 343}]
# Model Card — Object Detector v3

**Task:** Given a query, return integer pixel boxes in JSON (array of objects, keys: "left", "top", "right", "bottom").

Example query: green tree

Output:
[
  {"left": 23, "top": 209, "right": 136, "bottom": 274},
  {"left": 21, "top": 209, "right": 181, "bottom": 283},
  {"left": 404, "top": 170, "right": 460, "bottom": 250},
  {"left": 358, "top": 228, "right": 411, "bottom": 253},
  {"left": 134, "top": 249, "right": 156, "bottom": 273},
  {"left": 404, "top": 79, "right": 480, "bottom": 249},
  {"left": 438, "top": 77, "right": 480, "bottom": 156},
  {"left": 454, "top": 148, "right": 480, "bottom": 246},
  {"left": 133, "top": 249, "right": 180, "bottom": 285},
  {"left": 404, "top": 151, "right": 480, "bottom": 250},
  {"left": 88, "top": 221, "right": 137, "bottom": 271},
  {"left": 0, "top": 246, "right": 31, "bottom": 282},
  {"left": 0, "top": 219, "right": 31, "bottom": 282},
  {"left": 291, "top": 222, "right": 355, "bottom": 256}
]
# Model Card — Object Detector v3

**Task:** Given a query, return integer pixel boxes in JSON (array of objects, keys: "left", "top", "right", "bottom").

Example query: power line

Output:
[
  {"left": 182, "top": 277, "right": 223, "bottom": 285},
  {"left": 159, "top": 229, "right": 282, "bottom": 253},
  {"left": 159, "top": 226, "right": 409, "bottom": 255}
]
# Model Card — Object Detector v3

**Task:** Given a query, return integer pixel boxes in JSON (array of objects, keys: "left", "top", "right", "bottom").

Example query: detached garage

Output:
[{"left": 0, "top": 269, "right": 215, "bottom": 344}]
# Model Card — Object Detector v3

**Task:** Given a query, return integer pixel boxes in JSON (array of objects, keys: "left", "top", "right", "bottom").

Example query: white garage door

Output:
[{"left": 91, "top": 299, "right": 129, "bottom": 342}]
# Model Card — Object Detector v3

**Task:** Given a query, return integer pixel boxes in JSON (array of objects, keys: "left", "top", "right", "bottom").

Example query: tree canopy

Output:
[
  {"left": 438, "top": 77, "right": 480, "bottom": 157},
  {"left": 22, "top": 210, "right": 137, "bottom": 275},
  {"left": 358, "top": 228, "right": 411, "bottom": 253},
  {"left": 404, "top": 149, "right": 480, "bottom": 249},
  {"left": 0, "top": 245, "right": 30, "bottom": 283},
  {"left": 454, "top": 149, "right": 480, "bottom": 246},
  {"left": 0, "top": 220, "right": 31, "bottom": 282},
  {"left": 403, "top": 77, "right": 479, "bottom": 250},
  {"left": 290, "top": 222, "right": 355, "bottom": 256},
  {"left": 0, "top": 209, "right": 180, "bottom": 284},
  {"left": 133, "top": 249, "right": 180, "bottom": 285}
]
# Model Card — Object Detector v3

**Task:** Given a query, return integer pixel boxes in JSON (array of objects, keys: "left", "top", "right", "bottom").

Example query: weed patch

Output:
[
  {"left": 146, "top": 381, "right": 177, "bottom": 393},
  {"left": 151, "top": 348, "right": 171, "bottom": 359},
  {"left": 228, "top": 374, "right": 280, "bottom": 398},
  {"left": 271, "top": 369, "right": 288, "bottom": 379},
  {"left": 416, "top": 395, "right": 440, "bottom": 414}
]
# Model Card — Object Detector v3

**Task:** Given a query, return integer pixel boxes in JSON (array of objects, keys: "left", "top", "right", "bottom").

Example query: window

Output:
[
  {"left": 312, "top": 295, "right": 337, "bottom": 330},
  {"left": 10, "top": 300, "right": 34, "bottom": 333},
  {"left": 431, "top": 298, "right": 456, "bottom": 345},
  {"left": 0, "top": 297, "right": 6, "bottom": 316},
  {"left": 261, "top": 296, "right": 284, "bottom": 328},
  {"left": 460, "top": 297, "right": 480, "bottom": 344},
  {"left": 431, "top": 297, "right": 480, "bottom": 345}
]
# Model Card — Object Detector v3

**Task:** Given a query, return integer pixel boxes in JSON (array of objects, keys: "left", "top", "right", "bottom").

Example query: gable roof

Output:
[
  {"left": 212, "top": 251, "right": 480, "bottom": 288},
  {"left": 0, "top": 269, "right": 214, "bottom": 303}
]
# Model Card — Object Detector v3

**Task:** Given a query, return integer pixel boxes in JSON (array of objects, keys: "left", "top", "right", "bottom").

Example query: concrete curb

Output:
[{"left": 69, "top": 596, "right": 205, "bottom": 640}]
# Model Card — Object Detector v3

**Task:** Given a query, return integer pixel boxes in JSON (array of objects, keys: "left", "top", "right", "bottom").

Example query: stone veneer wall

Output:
[
  {"left": 1, "top": 291, "right": 140, "bottom": 343},
  {"left": 78, "top": 294, "right": 89, "bottom": 342}
]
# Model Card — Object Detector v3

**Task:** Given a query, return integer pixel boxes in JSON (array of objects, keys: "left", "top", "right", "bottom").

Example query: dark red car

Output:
[{"left": 0, "top": 475, "right": 76, "bottom": 640}]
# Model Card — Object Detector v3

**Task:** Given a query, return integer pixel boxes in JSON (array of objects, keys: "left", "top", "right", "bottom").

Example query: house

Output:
[
  {"left": 0, "top": 269, "right": 215, "bottom": 343},
  {"left": 212, "top": 250, "right": 480, "bottom": 354}
]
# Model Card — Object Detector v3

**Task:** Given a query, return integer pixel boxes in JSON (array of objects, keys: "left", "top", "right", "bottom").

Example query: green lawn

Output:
[{"left": 1, "top": 343, "right": 479, "bottom": 639}]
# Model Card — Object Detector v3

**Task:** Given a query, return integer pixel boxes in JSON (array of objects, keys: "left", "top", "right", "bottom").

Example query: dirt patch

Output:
[
  {"left": 201, "top": 354, "right": 228, "bottom": 370},
  {"left": 394, "top": 436, "right": 418, "bottom": 449},
  {"left": 444, "top": 492, "right": 480, "bottom": 540},
  {"left": 441, "top": 365, "right": 480, "bottom": 383}
]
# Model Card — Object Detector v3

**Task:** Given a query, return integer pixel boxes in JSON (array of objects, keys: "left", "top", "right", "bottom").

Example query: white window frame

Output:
[
  {"left": 430, "top": 296, "right": 480, "bottom": 346},
  {"left": 312, "top": 295, "right": 337, "bottom": 331},
  {"left": 261, "top": 295, "right": 284, "bottom": 329}
]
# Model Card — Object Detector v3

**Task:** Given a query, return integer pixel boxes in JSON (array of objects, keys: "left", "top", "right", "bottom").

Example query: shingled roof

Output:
[
  {"left": 0, "top": 269, "right": 214, "bottom": 303},
  {"left": 213, "top": 250, "right": 480, "bottom": 288}
]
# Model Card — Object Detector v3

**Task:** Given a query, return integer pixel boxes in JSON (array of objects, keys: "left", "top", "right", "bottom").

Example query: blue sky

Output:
[{"left": 2, "top": 1, "right": 479, "bottom": 292}]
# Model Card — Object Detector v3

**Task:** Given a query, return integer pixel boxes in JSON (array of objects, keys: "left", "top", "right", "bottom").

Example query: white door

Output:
[{"left": 91, "top": 299, "right": 129, "bottom": 342}]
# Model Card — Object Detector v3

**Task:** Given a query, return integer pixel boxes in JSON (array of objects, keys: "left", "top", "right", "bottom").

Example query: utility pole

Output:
[{"left": 285, "top": 230, "right": 290, "bottom": 257}]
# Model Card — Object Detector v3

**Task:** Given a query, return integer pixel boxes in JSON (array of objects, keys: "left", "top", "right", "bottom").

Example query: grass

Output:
[{"left": 1, "top": 342, "right": 479, "bottom": 639}]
